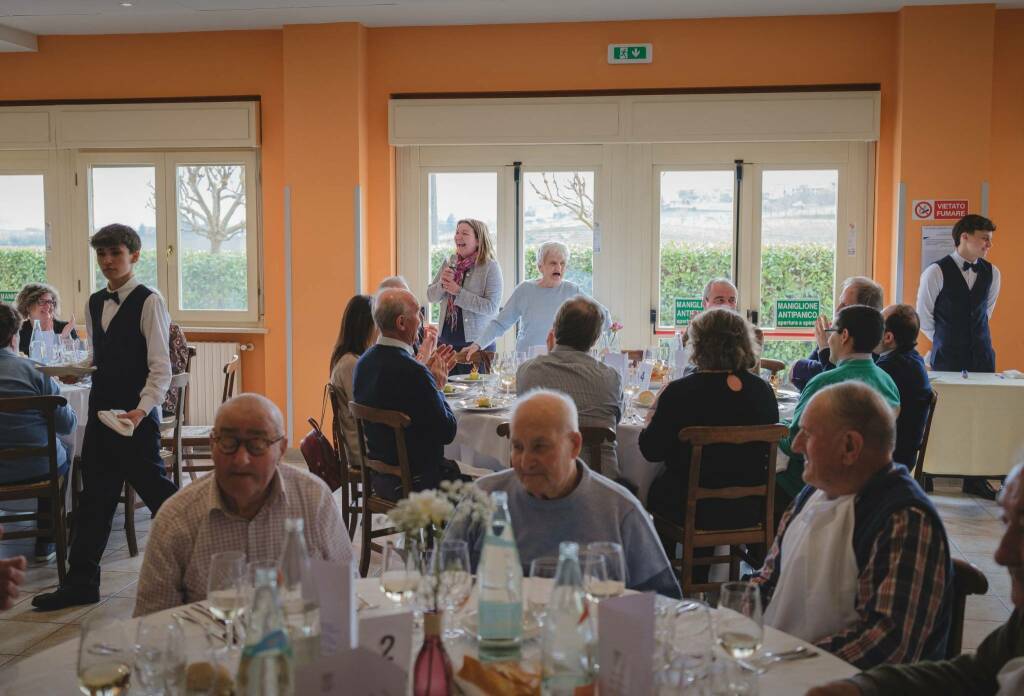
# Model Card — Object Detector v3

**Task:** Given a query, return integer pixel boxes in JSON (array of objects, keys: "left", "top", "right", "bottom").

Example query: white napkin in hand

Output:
[{"left": 98, "top": 410, "right": 135, "bottom": 437}]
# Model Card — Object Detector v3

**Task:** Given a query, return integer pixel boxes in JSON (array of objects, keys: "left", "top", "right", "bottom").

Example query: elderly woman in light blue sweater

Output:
[
  {"left": 427, "top": 219, "right": 503, "bottom": 373},
  {"left": 466, "top": 241, "right": 609, "bottom": 358}
]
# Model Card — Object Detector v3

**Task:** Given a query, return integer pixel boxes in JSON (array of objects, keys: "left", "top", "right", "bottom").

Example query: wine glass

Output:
[
  {"left": 133, "top": 616, "right": 186, "bottom": 696},
  {"left": 714, "top": 582, "right": 763, "bottom": 693},
  {"left": 622, "top": 366, "right": 642, "bottom": 422},
  {"left": 527, "top": 556, "right": 559, "bottom": 624},
  {"left": 655, "top": 598, "right": 713, "bottom": 691},
  {"left": 579, "top": 552, "right": 609, "bottom": 603},
  {"left": 381, "top": 540, "right": 422, "bottom": 607},
  {"left": 207, "top": 551, "right": 247, "bottom": 653},
  {"left": 584, "top": 542, "right": 626, "bottom": 600},
  {"left": 437, "top": 540, "right": 473, "bottom": 639},
  {"left": 78, "top": 615, "right": 132, "bottom": 696}
]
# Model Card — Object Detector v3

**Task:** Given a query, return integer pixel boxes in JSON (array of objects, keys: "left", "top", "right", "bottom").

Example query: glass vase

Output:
[{"left": 413, "top": 611, "right": 453, "bottom": 696}]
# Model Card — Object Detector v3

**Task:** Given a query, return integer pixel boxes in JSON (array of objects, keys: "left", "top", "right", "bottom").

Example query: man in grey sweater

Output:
[
  {"left": 808, "top": 462, "right": 1024, "bottom": 695},
  {"left": 455, "top": 389, "right": 680, "bottom": 598}
]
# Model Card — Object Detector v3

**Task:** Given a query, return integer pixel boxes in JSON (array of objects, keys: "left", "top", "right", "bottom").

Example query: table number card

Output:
[
  {"left": 312, "top": 558, "right": 357, "bottom": 655},
  {"left": 295, "top": 647, "right": 407, "bottom": 695},
  {"left": 603, "top": 351, "right": 628, "bottom": 382},
  {"left": 359, "top": 611, "right": 414, "bottom": 674},
  {"left": 598, "top": 592, "right": 655, "bottom": 696}
]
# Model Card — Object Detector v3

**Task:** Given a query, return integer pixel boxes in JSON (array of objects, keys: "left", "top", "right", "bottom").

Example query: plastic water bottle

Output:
[
  {"left": 236, "top": 565, "right": 293, "bottom": 696},
  {"left": 477, "top": 490, "right": 523, "bottom": 661},
  {"left": 277, "top": 518, "right": 320, "bottom": 668},
  {"left": 29, "top": 319, "right": 45, "bottom": 362},
  {"left": 541, "top": 542, "right": 596, "bottom": 696}
]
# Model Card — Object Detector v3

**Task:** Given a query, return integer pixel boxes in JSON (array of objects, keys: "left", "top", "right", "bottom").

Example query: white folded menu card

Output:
[
  {"left": 98, "top": 410, "right": 135, "bottom": 437},
  {"left": 598, "top": 592, "right": 655, "bottom": 696}
]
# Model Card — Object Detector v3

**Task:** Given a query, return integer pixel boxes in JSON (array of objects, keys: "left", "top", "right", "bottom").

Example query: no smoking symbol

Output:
[{"left": 915, "top": 201, "right": 933, "bottom": 218}]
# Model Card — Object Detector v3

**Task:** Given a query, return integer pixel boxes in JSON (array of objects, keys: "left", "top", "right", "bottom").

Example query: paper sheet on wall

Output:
[{"left": 921, "top": 226, "right": 955, "bottom": 274}]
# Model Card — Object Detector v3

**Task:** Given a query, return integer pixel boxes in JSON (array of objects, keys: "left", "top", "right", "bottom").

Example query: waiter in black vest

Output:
[
  {"left": 916, "top": 213, "right": 1000, "bottom": 498},
  {"left": 34, "top": 224, "right": 178, "bottom": 611}
]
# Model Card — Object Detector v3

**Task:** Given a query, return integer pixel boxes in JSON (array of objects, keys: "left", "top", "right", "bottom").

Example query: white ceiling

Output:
[{"left": 0, "top": 0, "right": 1021, "bottom": 36}]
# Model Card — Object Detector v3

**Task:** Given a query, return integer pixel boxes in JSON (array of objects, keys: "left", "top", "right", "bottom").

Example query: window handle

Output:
[{"left": 166, "top": 244, "right": 175, "bottom": 259}]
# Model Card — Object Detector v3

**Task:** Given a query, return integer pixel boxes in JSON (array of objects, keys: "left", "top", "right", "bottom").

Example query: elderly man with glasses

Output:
[{"left": 132, "top": 393, "right": 352, "bottom": 616}]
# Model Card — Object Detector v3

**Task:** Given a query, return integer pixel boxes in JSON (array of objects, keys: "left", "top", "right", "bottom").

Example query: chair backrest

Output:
[
  {"left": 165, "top": 372, "right": 189, "bottom": 486},
  {"left": 759, "top": 358, "right": 786, "bottom": 377},
  {"left": 349, "top": 401, "right": 414, "bottom": 498},
  {"left": 948, "top": 558, "right": 989, "bottom": 658},
  {"left": 182, "top": 345, "right": 198, "bottom": 423},
  {"left": 913, "top": 390, "right": 939, "bottom": 485},
  {"left": 301, "top": 416, "right": 343, "bottom": 492},
  {"left": 679, "top": 424, "right": 788, "bottom": 539},
  {"left": 622, "top": 349, "right": 644, "bottom": 366},
  {"left": 0, "top": 395, "right": 68, "bottom": 483},
  {"left": 326, "top": 383, "right": 357, "bottom": 473},
  {"left": 495, "top": 421, "right": 615, "bottom": 475},
  {"left": 222, "top": 354, "right": 240, "bottom": 404}
]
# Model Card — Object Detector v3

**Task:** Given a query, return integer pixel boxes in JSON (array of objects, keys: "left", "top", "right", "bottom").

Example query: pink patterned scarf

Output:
[{"left": 447, "top": 252, "right": 478, "bottom": 329}]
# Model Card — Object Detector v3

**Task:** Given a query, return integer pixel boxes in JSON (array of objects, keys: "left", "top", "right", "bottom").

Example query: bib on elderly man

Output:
[{"left": 763, "top": 489, "right": 859, "bottom": 643}]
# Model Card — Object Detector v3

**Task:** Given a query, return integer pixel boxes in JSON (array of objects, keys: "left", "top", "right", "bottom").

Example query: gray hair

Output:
[
  {"left": 510, "top": 388, "right": 579, "bottom": 433},
  {"left": 812, "top": 381, "right": 896, "bottom": 458},
  {"left": 15, "top": 282, "right": 62, "bottom": 318},
  {"left": 537, "top": 241, "right": 570, "bottom": 267},
  {"left": 377, "top": 275, "right": 410, "bottom": 291},
  {"left": 372, "top": 288, "right": 416, "bottom": 331},
  {"left": 842, "top": 276, "right": 884, "bottom": 310},
  {"left": 702, "top": 277, "right": 737, "bottom": 302},
  {"left": 553, "top": 296, "right": 604, "bottom": 352}
]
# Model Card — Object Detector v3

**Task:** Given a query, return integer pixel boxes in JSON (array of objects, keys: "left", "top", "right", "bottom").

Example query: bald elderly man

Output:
[
  {"left": 133, "top": 394, "right": 352, "bottom": 616},
  {"left": 810, "top": 463, "right": 1024, "bottom": 695},
  {"left": 752, "top": 382, "right": 951, "bottom": 670},
  {"left": 452, "top": 389, "right": 681, "bottom": 598}
]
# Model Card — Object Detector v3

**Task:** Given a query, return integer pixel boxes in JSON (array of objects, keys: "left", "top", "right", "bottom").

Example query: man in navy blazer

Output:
[
  {"left": 875, "top": 304, "right": 932, "bottom": 469},
  {"left": 353, "top": 288, "right": 460, "bottom": 500}
]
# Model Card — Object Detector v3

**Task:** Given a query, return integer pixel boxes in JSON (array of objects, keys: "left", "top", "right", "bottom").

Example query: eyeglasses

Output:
[
  {"left": 211, "top": 434, "right": 284, "bottom": 456},
  {"left": 824, "top": 327, "right": 844, "bottom": 334},
  {"left": 36, "top": 299, "right": 56, "bottom": 308}
]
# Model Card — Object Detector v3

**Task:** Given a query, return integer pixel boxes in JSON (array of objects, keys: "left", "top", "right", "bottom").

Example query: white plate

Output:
[
  {"left": 36, "top": 364, "right": 96, "bottom": 378},
  {"left": 441, "top": 384, "right": 469, "bottom": 397},
  {"left": 448, "top": 374, "right": 494, "bottom": 384},
  {"left": 460, "top": 610, "right": 542, "bottom": 641},
  {"left": 459, "top": 402, "right": 509, "bottom": 413}
]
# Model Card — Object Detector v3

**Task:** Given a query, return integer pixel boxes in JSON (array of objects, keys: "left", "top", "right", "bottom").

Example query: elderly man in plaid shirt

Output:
[
  {"left": 750, "top": 381, "right": 952, "bottom": 669},
  {"left": 133, "top": 393, "right": 352, "bottom": 616}
]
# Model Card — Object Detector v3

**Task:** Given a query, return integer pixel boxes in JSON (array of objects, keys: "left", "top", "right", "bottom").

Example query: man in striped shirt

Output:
[{"left": 751, "top": 381, "right": 952, "bottom": 669}]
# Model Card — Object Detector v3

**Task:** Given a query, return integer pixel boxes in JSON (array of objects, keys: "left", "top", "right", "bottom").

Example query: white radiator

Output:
[{"left": 187, "top": 341, "right": 241, "bottom": 425}]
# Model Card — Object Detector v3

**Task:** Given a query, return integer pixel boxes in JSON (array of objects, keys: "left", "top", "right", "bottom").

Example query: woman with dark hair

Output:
[
  {"left": 329, "top": 295, "right": 377, "bottom": 467},
  {"left": 639, "top": 308, "right": 779, "bottom": 582}
]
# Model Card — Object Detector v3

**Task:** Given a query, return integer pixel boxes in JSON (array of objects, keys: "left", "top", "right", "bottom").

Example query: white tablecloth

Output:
[
  {"left": 922, "top": 371, "right": 1024, "bottom": 477},
  {"left": 0, "top": 578, "right": 856, "bottom": 695},
  {"left": 58, "top": 382, "right": 90, "bottom": 458}
]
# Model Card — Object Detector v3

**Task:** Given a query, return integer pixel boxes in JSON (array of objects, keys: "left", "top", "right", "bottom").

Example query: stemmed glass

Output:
[
  {"left": 207, "top": 551, "right": 248, "bottom": 654},
  {"left": 133, "top": 616, "right": 186, "bottom": 695},
  {"left": 714, "top": 581, "right": 763, "bottom": 693},
  {"left": 622, "top": 366, "right": 642, "bottom": 423},
  {"left": 527, "top": 556, "right": 559, "bottom": 625},
  {"left": 78, "top": 615, "right": 133, "bottom": 696},
  {"left": 579, "top": 552, "right": 609, "bottom": 603},
  {"left": 655, "top": 598, "right": 713, "bottom": 693},
  {"left": 381, "top": 540, "right": 422, "bottom": 607},
  {"left": 437, "top": 540, "right": 473, "bottom": 639},
  {"left": 584, "top": 542, "right": 626, "bottom": 600}
]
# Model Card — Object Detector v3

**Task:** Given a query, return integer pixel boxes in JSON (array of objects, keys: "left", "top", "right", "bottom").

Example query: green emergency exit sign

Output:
[
  {"left": 608, "top": 44, "right": 653, "bottom": 64},
  {"left": 776, "top": 299, "right": 820, "bottom": 328},
  {"left": 674, "top": 298, "right": 703, "bottom": 326}
]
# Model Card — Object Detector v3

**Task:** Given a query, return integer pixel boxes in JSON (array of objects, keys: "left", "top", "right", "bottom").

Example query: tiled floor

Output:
[{"left": 0, "top": 474, "right": 1012, "bottom": 675}]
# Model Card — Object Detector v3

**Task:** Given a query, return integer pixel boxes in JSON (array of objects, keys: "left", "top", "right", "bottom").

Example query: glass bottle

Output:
[
  {"left": 413, "top": 611, "right": 453, "bottom": 696},
  {"left": 236, "top": 565, "right": 293, "bottom": 696},
  {"left": 476, "top": 490, "right": 523, "bottom": 661},
  {"left": 541, "top": 542, "right": 596, "bottom": 696},
  {"left": 29, "top": 319, "right": 45, "bottom": 362},
  {"left": 277, "top": 518, "right": 321, "bottom": 668}
]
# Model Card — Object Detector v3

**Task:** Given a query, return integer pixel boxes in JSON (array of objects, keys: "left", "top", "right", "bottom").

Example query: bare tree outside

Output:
[
  {"left": 177, "top": 165, "right": 247, "bottom": 253},
  {"left": 529, "top": 171, "right": 594, "bottom": 230}
]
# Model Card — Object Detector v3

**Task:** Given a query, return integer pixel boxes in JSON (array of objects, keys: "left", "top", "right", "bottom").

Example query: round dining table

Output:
[
  {"left": 58, "top": 381, "right": 90, "bottom": 457},
  {"left": 0, "top": 577, "right": 856, "bottom": 695}
]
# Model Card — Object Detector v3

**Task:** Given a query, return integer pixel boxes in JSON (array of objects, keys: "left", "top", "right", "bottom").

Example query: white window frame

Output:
[{"left": 73, "top": 150, "right": 261, "bottom": 324}]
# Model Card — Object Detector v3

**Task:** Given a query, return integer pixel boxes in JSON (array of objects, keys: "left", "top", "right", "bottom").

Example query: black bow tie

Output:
[
  {"left": 961, "top": 260, "right": 981, "bottom": 273},
  {"left": 100, "top": 289, "right": 120, "bottom": 305}
]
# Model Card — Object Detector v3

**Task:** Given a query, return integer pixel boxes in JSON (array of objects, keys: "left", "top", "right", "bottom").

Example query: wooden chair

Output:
[
  {"left": 622, "top": 349, "right": 644, "bottom": 366},
  {"left": 759, "top": 358, "right": 786, "bottom": 379},
  {"left": 349, "top": 401, "right": 415, "bottom": 577},
  {"left": 328, "top": 384, "right": 363, "bottom": 539},
  {"left": 122, "top": 372, "right": 190, "bottom": 556},
  {"left": 652, "top": 424, "right": 788, "bottom": 596},
  {"left": 912, "top": 390, "right": 939, "bottom": 489},
  {"left": 0, "top": 395, "right": 71, "bottom": 583},
  {"left": 454, "top": 347, "right": 494, "bottom": 372},
  {"left": 948, "top": 558, "right": 989, "bottom": 657},
  {"left": 179, "top": 353, "right": 240, "bottom": 480},
  {"left": 495, "top": 422, "right": 617, "bottom": 476}
]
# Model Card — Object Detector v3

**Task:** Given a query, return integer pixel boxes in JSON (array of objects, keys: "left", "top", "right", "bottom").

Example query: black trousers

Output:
[{"left": 67, "top": 417, "right": 178, "bottom": 589}]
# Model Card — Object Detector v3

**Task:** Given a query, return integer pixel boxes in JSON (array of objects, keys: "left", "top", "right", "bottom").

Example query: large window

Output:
[
  {"left": 523, "top": 170, "right": 595, "bottom": 294},
  {"left": 0, "top": 173, "right": 48, "bottom": 301},
  {"left": 78, "top": 151, "right": 260, "bottom": 323}
]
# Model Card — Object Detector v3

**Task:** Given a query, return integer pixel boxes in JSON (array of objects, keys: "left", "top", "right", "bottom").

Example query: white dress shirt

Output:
[
  {"left": 376, "top": 335, "right": 414, "bottom": 355},
  {"left": 915, "top": 250, "right": 1000, "bottom": 341},
  {"left": 84, "top": 275, "right": 171, "bottom": 417}
]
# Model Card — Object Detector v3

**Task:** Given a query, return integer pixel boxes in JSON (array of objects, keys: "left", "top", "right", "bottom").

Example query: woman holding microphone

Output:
[{"left": 427, "top": 218, "right": 502, "bottom": 373}]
